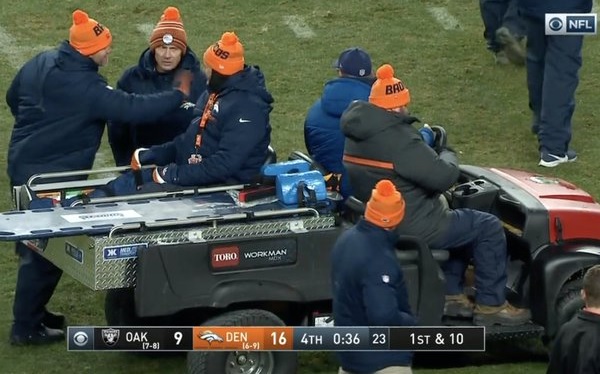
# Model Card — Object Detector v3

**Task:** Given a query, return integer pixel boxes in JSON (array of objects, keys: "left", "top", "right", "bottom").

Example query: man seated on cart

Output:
[
  {"left": 341, "top": 63, "right": 532, "bottom": 327},
  {"left": 113, "top": 31, "right": 273, "bottom": 195},
  {"left": 27, "top": 31, "right": 274, "bottom": 207}
]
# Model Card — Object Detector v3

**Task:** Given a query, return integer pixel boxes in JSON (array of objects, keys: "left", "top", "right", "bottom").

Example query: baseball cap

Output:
[{"left": 333, "top": 47, "right": 372, "bottom": 77}]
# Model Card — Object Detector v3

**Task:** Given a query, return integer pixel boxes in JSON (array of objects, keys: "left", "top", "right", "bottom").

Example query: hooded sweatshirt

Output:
[
  {"left": 304, "top": 76, "right": 375, "bottom": 198},
  {"left": 341, "top": 101, "right": 459, "bottom": 244}
]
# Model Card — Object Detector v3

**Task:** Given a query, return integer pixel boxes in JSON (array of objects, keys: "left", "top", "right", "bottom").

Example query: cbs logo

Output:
[
  {"left": 548, "top": 17, "right": 564, "bottom": 32},
  {"left": 73, "top": 331, "right": 89, "bottom": 347}
]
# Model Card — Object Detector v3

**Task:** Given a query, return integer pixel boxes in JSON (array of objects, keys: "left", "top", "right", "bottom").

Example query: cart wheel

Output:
[
  {"left": 187, "top": 309, "right": 298, "bottom": 374},
  {"left": 544, "top": 278, "right": 585, "bottom": 352},
  {"left": 555, "top": 278, "right": 584, "bottom": 327},
  {"left": 105, "top": 288, "right": 158, "bottom": 326}
]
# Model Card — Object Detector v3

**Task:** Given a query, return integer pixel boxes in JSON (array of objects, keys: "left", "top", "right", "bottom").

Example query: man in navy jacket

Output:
[
  {"left": 97, "top": 31, "right": 273, "bottom": 195},
  {"left": 332, "top": 179, "right": 416, "bottom": 374},
  {"left": 516, "top": 0, "right": 593, "bottom": 167},
  {"left": 5, "top": 9, "right": 191, "bottom": 345},
  {"left": 304, "top": 48, "right": 375, "bottom": 199},
  {"left": 107, "top": 6, "right": 207, "bottom": 166}
]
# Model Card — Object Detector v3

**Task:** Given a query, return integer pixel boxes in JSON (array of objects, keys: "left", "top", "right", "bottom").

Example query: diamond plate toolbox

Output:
[{"left": 34, "top": 216, "right": 336, "bottom": 290}]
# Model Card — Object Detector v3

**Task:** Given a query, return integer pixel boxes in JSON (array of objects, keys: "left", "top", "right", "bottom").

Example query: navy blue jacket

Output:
[
  {"left": 139, "top": 65, "right": 273, "bottom": 186},
  {"left": 518, "top": 0, "right": 593, "bottom": 19},
  {"left": 331, "top": 219, "right": 416, "bottom": 373},
  {"left": 5, "top": 41, "right": 185, "bottom": 186},
  {"left": 304, "top": 77, "right": 374, "bottom": 198},
  {"left": 547, "top": 310, "right": 600, "bottom": 374},
  {"left": 107, "top": 47, "right": 207, "bottom": 166}
]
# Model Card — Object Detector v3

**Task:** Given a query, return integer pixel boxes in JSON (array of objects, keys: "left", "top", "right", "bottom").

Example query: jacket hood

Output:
[
  {"left": 137, "top": 47, "right": 201, "bottom": 76},
  {"left": 321, "top": 77, "right": 374, "bottom": 117},
  {"left": 216, "top": 65, "right": 274, "bottom": 105},
  {"left": 341, "top": 101, "right": 419, "bottom": 141},
  {"left": 56, "top": 41, "right": 99, "bottom": 72}
]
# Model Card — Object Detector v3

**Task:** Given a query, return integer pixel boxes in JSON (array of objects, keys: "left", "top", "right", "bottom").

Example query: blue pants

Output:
[
  {"left": 12, "top": 243, "right": 62, "bottom": 334},
  {"left": 430, "top": 209, "right": 508, "bottom": 306},
  {"left": 99, "top": 169, "right": 183, "bottom": 196},
  {"left": 523, "top": 15, "right": 584, "bottom": 154},
  {"left": 479, "top": 0, "right": 525, "bottom": 51}
]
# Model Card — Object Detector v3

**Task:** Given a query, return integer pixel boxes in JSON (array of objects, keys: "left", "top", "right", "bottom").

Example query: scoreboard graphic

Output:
[{"left": 68, "top": 326, "right": 485, "bottom": 352}]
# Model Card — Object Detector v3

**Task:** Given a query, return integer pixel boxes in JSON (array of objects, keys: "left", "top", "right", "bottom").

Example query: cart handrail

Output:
[
  {"left": 69, "top": 184, "right": 248, "bottom": 206},
  {"left": 107, "top": 207, "right": 319, "bottom": 237},
  {"left": 26, "top": 165, "right": 156, "bottom": 187}
]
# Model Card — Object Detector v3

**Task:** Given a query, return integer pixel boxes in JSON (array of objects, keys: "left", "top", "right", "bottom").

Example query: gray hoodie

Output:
[{"left": 341, "top": 100, "right": 460, "bottom": 244}]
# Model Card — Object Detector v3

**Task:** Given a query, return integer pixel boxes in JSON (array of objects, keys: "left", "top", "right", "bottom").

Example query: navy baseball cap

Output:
[{"left": 333, "top": 47, "right": 372, "bottom": 77}]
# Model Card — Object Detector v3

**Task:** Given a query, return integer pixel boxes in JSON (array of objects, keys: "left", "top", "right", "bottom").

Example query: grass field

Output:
[{"left": 0, "top": 0, "right": 598, "bottom": 373}]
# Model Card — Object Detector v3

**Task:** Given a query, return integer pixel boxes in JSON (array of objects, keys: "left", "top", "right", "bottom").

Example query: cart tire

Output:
[
  {"left": 555, "top": 279, "right": 584, "bottom": 328},
  {"left": 544, "top": 278, "right": 585, "bottom": 352},
  {"left": 187, "top": 309, "right": 298, "bottom": 374}
]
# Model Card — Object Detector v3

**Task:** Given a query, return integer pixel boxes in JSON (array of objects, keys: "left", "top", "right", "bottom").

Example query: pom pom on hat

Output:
[
  {"left": 73, "top": 10, "right": 89, "bottom": 25},
  {"left": 69, "top": 9, "right": 112, "bottom": 57},
  {"left": 203, "top": 31, "right": 245, "bottom": 76},
  {"left": 163, "top": 6, "right": 181, "bottom": 21},
  {"left": 376, "top": 64, "right": 395, "bottom": 80},
  {"left": 221, "top": 32, "right": 239, "bottom": 46},
  {"left": 149, "top": 6, "right": 187, "bottom": 52},
  {"left": 369, "top": 63, "right": 411, "bottom": 110},
  {"left": 365, "top": 179, "right": 406, "bottom": 229}
]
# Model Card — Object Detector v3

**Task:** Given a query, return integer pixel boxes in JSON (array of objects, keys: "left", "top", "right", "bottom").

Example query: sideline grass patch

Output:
[{"left": 0, "top": 1, "right": 598, "bottom": 373}]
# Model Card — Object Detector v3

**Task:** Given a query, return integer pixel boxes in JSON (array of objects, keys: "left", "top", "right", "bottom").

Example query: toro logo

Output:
[{"left": 211, "top": 246, "right": 240, "bottom": 268}]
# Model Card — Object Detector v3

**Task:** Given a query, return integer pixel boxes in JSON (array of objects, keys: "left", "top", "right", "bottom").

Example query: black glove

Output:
[{"left": 430, "top": 125, "right": 448, "bottom": 153}]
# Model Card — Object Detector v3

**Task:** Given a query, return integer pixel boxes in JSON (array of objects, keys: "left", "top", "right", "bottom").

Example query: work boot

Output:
[
  {"left": 473, "top": 301, "right": 531, "bottom": 326},
  {"left": 495, "top": 27, "right": 526, "bottom": 65},
  {"left": 10, "top": 325, "right": 65, "bottom": 346},
  {"left": 42, "top": 310, "right": 66, "bottom": 330},
  {"left": 444, "top": 294, "right": 474, "bottom": 318}
]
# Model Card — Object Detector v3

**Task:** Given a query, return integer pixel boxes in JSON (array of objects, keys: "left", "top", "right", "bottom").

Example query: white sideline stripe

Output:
[
  {"left": 0, "top": 25, "right": 52, "bottom": 69},
  {"left": 136, "top": 23, "right": 155, "bottom": 37},
  {"left": 283, "top": 15, "right": 316, "bottom": 38},
  {"left": 427, "top": 6, "right": 461, "bottom": 30}
]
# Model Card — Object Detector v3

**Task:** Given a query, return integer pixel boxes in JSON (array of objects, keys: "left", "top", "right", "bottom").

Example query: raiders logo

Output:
[{"left": 102, "top": 328, "right": 120, "bottom": 346}]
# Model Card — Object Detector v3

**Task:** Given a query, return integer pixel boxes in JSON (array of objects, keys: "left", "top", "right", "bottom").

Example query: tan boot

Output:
[
  {"left": 473, "top": 301, "right": 531, "bottom": 326},
  {"left": 444, "top": 294, "right": 474, "bottom": 318}
]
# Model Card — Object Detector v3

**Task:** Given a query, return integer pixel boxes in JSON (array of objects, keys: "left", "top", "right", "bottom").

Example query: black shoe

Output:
[
  {"left": 42, "top": 310, "right": 66, "bottom": 330},
  {"left": 10, "top": 325, "right": 65, "bottom": 346}
]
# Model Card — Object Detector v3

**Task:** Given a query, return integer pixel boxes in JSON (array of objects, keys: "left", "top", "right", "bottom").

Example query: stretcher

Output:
[{"left": 4, "top": 167, "right": 338, "bottom": 290}]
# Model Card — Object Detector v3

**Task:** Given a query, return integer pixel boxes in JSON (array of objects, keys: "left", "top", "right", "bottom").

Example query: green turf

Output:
[{"left": 0, "top": 0, "right": 598, "bottom": 373}]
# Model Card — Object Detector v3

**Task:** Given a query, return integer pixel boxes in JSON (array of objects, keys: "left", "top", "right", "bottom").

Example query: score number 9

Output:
[{"left": 174, "top": 331, "right": 183, "bottom": 345}]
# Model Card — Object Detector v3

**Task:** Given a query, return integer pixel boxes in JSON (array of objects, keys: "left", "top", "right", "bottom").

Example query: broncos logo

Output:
[{"left": 198, "top": 330, "right": 224, "bottom": 344}]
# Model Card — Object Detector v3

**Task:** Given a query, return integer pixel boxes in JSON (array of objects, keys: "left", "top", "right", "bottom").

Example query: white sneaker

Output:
[{"left": 539, "top": 152, "right": 568, "bottom": 168}]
